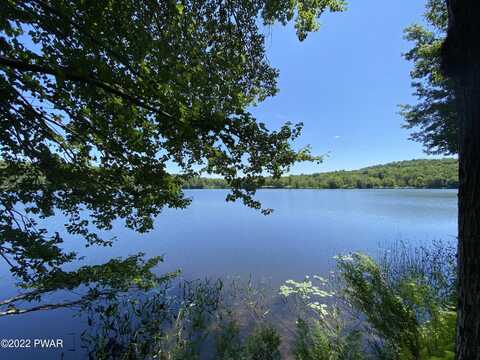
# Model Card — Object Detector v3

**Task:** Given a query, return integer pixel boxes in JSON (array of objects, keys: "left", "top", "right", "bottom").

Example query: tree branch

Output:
[
  {"left": 0, "top": 290, "right": 114, "bottom": 317},
  {"left": 0, "top": 56, "right": 172, "bottom": 118}
]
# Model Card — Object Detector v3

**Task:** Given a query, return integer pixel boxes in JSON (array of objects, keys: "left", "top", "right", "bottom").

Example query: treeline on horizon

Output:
[{"left": 183, "top": 158, "right": 459, "bottom": 190}]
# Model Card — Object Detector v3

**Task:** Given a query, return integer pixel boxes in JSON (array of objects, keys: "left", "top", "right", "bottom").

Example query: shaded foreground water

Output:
[{"left": 0, "top": 189, "right": 457, "bottom": 359}]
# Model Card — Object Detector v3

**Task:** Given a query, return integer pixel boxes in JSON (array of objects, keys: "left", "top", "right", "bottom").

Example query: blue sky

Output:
[{"left": 251, "top": 0, "right": 439, "bottom": 174}]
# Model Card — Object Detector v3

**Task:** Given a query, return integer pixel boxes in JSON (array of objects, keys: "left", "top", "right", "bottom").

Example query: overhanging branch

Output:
[
  {"left": 0, "top": 290, "right": 114, "bottom": 317},
  {"left": 0, "top": 56, "right": 173, "bottom": 119}
]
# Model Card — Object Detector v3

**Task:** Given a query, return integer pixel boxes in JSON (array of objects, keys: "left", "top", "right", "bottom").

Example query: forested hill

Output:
[{"left": 183, "top": 159, "right": 458, "bottom": 189}]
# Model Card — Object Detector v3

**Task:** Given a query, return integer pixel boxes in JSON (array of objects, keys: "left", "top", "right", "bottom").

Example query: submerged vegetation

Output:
[
  {"left": 183, "top": 159, "right": 458, "bottom": 189},
  {"left": 83, "top": 241, "right": 456, "bottom": 359}
]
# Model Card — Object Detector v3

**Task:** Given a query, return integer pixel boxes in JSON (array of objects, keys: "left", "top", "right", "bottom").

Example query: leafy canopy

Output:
[
  {"left": 400, "top": 0, "right": 457, "bottom": 155},
  {"left": 0, "top": 0, "right": 344, "bottom": 313}
]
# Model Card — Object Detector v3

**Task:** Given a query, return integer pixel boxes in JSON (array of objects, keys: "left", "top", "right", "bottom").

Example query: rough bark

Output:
[
  {"left": 455, "top": 68, "right": 480, "bottom": 359},
  {"left": 442, "top": 1, "right": 480, "bottom": 358}
]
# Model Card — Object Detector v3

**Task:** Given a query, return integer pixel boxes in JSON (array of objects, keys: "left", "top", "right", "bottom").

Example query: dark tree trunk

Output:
[
  {"left": 442, "top": 1, "right": 480, "bottom": 359},
  {"left": 455, "top": 68, "right": 480, "bottom": 359}
]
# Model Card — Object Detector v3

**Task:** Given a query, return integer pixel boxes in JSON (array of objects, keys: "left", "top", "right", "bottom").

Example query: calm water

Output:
[{"left": 0, "top": 189, "right": 457, "bottom": 359}]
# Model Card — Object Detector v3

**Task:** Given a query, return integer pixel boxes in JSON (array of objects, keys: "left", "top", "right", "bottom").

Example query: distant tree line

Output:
[{"left": 183, "top": 159, "right": 458, "bottom": 189}]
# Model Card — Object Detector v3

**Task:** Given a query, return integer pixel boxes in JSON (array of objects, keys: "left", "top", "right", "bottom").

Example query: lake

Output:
[{"left": 0, "top": 189, "right": 458, "bottom": 359}]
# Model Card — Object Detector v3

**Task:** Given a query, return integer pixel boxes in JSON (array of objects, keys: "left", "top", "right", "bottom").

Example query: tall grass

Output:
[
  {"left": 379, "top": 240, "right": 456, "bottom": 305},
  {"left": 82, "top": 241, "right": 457, "bottom": 359}
]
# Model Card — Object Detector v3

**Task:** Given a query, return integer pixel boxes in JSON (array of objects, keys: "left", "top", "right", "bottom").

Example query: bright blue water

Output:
[{"left": 0, "top": 189, "right": 457, "bottom": 359}]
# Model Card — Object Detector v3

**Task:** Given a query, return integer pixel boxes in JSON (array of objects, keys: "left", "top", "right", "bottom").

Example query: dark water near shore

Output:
[{"left": 0, "top": 189, "right": 457, "bottom": 359}]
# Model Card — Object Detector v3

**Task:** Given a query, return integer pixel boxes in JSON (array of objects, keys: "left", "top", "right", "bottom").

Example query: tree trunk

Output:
[
  {"left": 442, "top": 1, "right": 480, "bottom": 359},
  {"left": 455, "top": 67, "right": 480, "bottom": 359}
]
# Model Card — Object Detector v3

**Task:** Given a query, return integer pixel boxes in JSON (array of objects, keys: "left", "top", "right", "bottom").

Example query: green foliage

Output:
[
  {"left": 83, "top": 277, "right": 284, "bottom": 360},
  {"left": 280, "top": 275, "right": 365, "bottom": 360},
  {"left": 294, "top": 319, "right": 331, "bottom": 360},
  {"left": 244, "top": 326, "right": 282, "bottom": 360},
  {"left": 379, "top": 241, "right": 457, "bottom": 306},
  {"left": 1, "top": 0, "right": 338, "bottom": 312},
  {"left": 183, "top": 159, "right": 459, "bottom": 189},
  {"left": 400, "top": 0, "right": 457, "bottom": 155},
  {"left": 83, "top": 278, "right": 224, "bottom": 360},
  {"left": 337, "top": 253, "right": 423, "bottom": 358},
  {"left": 1, "top": 254, "right": 176, "bottom": 316},
  {"left": 293, "top": 319, "right": 364, "bottom": 360},
  {"left": 280, "top": 242, "right": 456, "bottom": 360},
  {"left": 215, "top": 320, "right": 244, "bottom": 360},
  {"left": 336, "top": 248, "right": 456, "bottom": 360},
  {"left": 215, "top": 321, "right": 283, "bottom": 360},
  {"left": 262, "top": 0, "right": 347, "bottom": 41},
  {"left": 82, "top": 242, "right": 456, "bottom": 359},
  {"left": 280, "top": 276, "right": 334, "bottom": 301}
]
